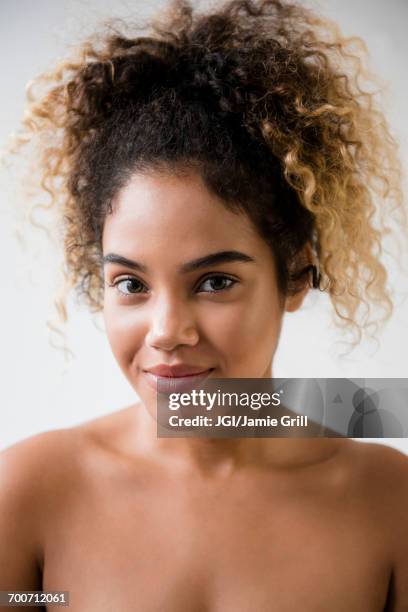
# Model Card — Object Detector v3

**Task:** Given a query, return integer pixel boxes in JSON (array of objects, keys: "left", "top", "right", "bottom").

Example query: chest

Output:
[{"left": 42, "top": 469, "right": 392, "bottom": 611}]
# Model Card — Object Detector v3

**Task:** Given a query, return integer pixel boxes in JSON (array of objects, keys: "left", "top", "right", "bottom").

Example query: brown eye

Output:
[
  {"left": 114, "top": 277, "right": 146, "bottom": 296},
  {"left": 197, "top": 275, "right": 238, "bottom": 293}
]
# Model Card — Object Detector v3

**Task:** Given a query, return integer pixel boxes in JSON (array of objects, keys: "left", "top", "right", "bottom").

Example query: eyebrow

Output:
[{"left": 102, "top": 250, "right": 256, "bottom": 274}]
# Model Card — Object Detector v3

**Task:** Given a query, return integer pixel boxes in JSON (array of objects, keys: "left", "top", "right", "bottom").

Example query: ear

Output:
[
  {"left": 283, "top": 243, "right": 315, "bottom": 313},
  {"left": 284, "top": 284, "right": 309, "bottom": 313}
]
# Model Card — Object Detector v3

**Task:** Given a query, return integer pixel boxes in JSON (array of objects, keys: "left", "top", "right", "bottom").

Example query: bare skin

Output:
[{"left": 1, "top": 403, "right": 408, "bottom": 611}]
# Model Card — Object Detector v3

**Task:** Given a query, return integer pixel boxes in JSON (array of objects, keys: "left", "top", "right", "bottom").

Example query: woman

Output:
[{"left": 1, "top": 0, "right": 407, "bottom": 609}]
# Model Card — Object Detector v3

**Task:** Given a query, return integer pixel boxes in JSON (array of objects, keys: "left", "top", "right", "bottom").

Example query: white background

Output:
[{"left": 0, "top": 0, "right": 407, "bottom": 452}]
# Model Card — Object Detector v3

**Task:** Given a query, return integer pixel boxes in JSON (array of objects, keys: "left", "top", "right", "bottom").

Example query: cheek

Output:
[
  {"left": 203, "top": 291, "right": 283, "bottom": 364},
  {"left": 103, "top": 302, "right": 144, "bottom": 371}
]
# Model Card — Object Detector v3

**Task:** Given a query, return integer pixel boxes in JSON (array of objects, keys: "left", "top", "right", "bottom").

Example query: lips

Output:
[
  {"left": 144, "top": 364, "right": 213, "bottom": 377},
  {"left": 143, "top": 366, "right": 214, "bottom": 394}
]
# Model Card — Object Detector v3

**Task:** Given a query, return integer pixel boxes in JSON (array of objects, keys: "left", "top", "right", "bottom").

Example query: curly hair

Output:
[{"left": 8, "top": 0, "right": 406, "bottom": 351}]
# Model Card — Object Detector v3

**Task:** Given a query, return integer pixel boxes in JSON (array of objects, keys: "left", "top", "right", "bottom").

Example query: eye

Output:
[
  {"left": 109, "top": 277, "right": 147, "bottom": 297},
  {"left": 106, "top": 273, "right": 238, "bottom": 299},
  {"left": 197, "top": 274, "right": 238, "bottom": 294}
]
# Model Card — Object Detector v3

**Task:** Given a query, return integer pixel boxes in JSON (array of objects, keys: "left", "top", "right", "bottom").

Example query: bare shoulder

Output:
[
  {"left": 346, "top": 439, "right": 408, "bottom": 481},
  {"left": 3, "top": 403, "right": 143, "bottom": 499},
  {"left": 0, "top": 427, "right": 90, "bottom": 516},
  {"left": 351, "top": 443, "right": 408, "bottom": 608},
  {"left": 342, "top": 440, "right": 408, "bottom": 521},
  {"left": 343, "top": 442, "right": 408, "bottom": 609},
  {"left": 0, "top": 428, "right": 85, "bottom": 590},
  {"left": 0, "top": 405, "right": 137, "bottom": 521},
  {"left": 0, "top": 405, "right": 131, "bottom": 486},
  {"left": 0, "top": 427, "right": 80, "bottom": 487},
  {"left": 0, "top": 409, "right": 136, "bottom": 591}
]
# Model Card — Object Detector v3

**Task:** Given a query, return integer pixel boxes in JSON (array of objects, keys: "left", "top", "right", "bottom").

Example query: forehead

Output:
[{"left": 102, "top": 170, "right": 267, "bottom": 257}]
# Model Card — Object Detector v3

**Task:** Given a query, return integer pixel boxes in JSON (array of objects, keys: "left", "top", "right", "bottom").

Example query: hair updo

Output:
[{"left": 11, "top": 0, "right": 406, "bottom": 348}]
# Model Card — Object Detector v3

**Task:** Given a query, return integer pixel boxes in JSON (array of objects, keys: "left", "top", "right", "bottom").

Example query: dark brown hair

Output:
[{"left": 10, "top": 0, "right": 406, "bottom": 348}]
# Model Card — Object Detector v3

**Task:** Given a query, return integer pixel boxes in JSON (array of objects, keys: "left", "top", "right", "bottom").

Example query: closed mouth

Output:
[{"left": 152, "top": 369, "right": 213, "bottom": 378}]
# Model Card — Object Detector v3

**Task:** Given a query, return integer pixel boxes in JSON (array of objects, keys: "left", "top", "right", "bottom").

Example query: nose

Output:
[{"left": 145, "top": 292, "right": 199, "bottom": 351}]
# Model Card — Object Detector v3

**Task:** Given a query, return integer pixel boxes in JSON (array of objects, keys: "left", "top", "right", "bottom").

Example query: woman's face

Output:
[{"left": 102, "top": 169, "right": 303, "bottom": 410}]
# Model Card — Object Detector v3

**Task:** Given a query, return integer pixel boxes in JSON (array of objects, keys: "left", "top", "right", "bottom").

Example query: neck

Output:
[
  {"left": 132, "top": 403, "right": 343, "bottom": 478},
  {"left": 131, "top": 365, "right": 344, "bottom": 475}
]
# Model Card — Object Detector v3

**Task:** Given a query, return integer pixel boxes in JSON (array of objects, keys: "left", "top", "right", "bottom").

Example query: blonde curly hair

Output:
[{"left": 7, "top": 0, "right": 407, "bottom": 353}]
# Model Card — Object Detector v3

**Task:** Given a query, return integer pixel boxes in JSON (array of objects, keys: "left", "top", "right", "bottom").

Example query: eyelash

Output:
[{"left": 107, "top": 274, "right": 238, "bottom": 299}]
